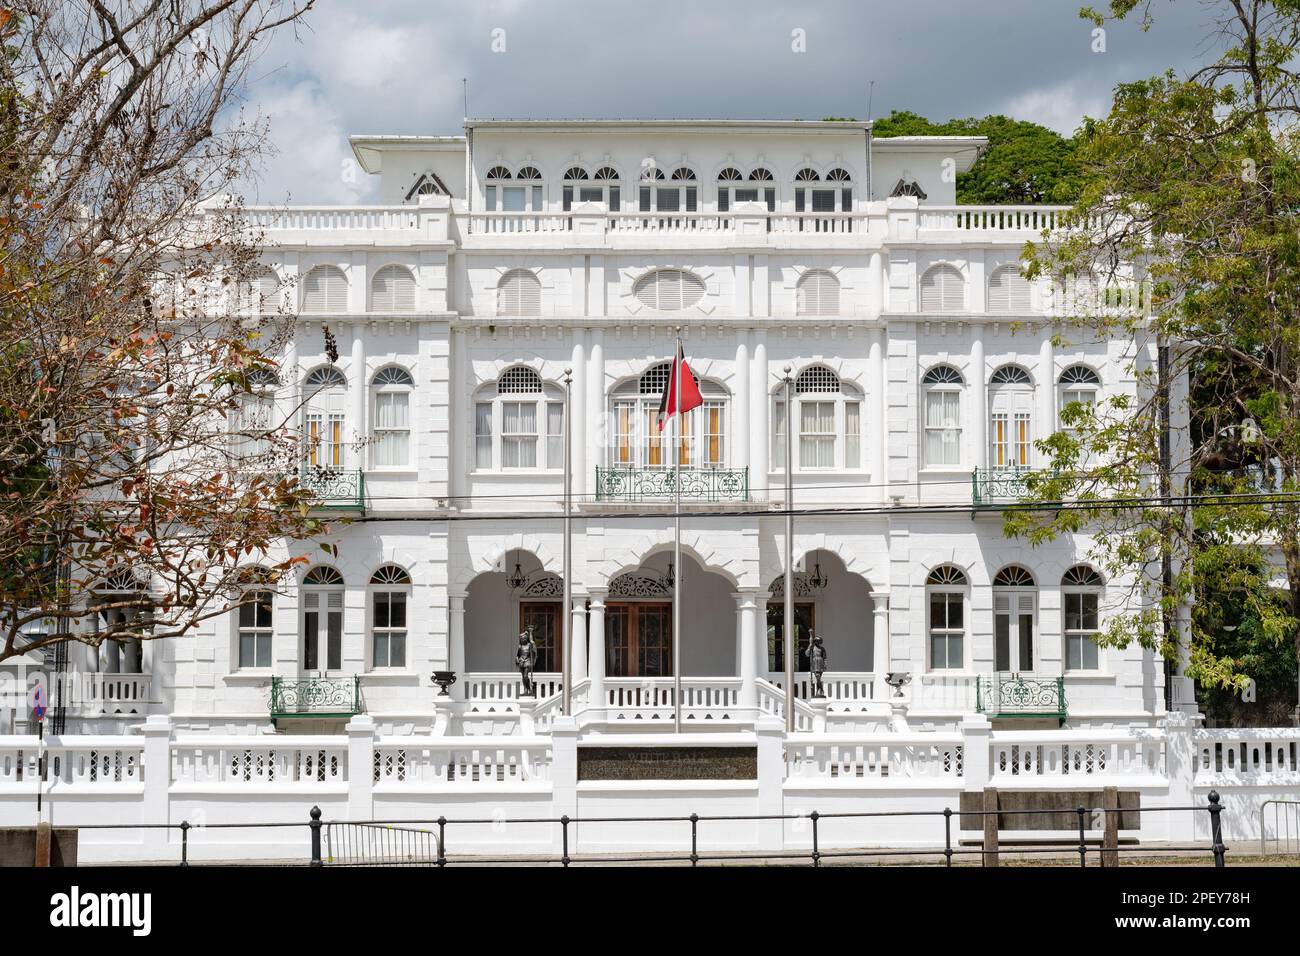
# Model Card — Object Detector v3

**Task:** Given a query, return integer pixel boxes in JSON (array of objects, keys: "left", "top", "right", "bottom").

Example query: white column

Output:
[
  {"left": 448, "top": 592, "right": 466, "bottom": 700},
  {"left": 349, "top": 323, "right": 366, "bottom": 459},
  {"left": 587, "top": 590, "right": 606, "bottom": 715},
  {"left": 737, "top": 591, "right": 759, "bottom": 710},
  {"left": 755, "top": 593, "right": 769, "bottom": 680},
  {"left": 569, "top": 337, "right": 587, "bottom": 499},
  {"left": 870, "top": 329, "right": 886, "bottom": 501},
  {"left": 750, "top": 335, "right": 769, "bottom": 493},
  {"left": 871, "top": 591, "right": 890, "bottom": 701},
  {"left": 733, "top": 337, "right": 749, "bottom": 478},
  {"left": 570, "top": 596, "right": 587, "bottom": 683},
  {"left": 586, "top": 332, "right": 604, "bottom": 499},
  {"left": 1038, "top": 334, "right": 1055, "bottom": 446},
  {"left": 970, "top": 331, "right": 987, "bottom": 471}
]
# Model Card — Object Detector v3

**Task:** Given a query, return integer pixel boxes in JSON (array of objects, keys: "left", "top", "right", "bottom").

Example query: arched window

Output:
[
  {"left": 1062, "top": 565, "right": 1103, "bottom": 671},
  {"left": 371, "top": 366, "right": 414, "bottom": 468},
  {"left": 303, "top": 367, "right": 348, "bottom": 468},
  {"left": 301, "top": 566, "right": 344, "bottom": 674},
  {"left": 927, "top": 565, "right": 968, "bottom": 671},
  {"left": 988, "top": 264, "right": 1032, "bottom": 313},
  {"left": 920, "top": 264, "right": 965, "bottom": 313},
  {"left": 563, "top": 166, "right": 589, "bottom": 180},
  {"left": 301, "top": 265, "right": 348, "bottom": 313},
  {"left": 826, "top": 168, "right": 853, "bottom": 211},
  {"left": 989, "top": 365, "right": 1034, "bottom": 469},
  {"left": 236, "top": 582, "right": 274, "bottom": 670},
  {"left": 610, "top": 363, "right": 729, "bottom": 469},
  {"left": 638, "top": 163, "right": 696, "bottom": 213},
  {"left": 232, "top": 367, "right": 280, "bottom": 462},
  {"left": 1058, "top": 365, "right": 1101, "bottom": 430},
  {"left": 993, "top": 566, "right": 1037, "bottom": 672},
  {"left": 922, "top": 365, "right": 965, "bottom": 467},
  {"left": 237, "top": 265, "right": 280, "bottom": 315},
  {"left": 484, "top": 165, "right": 542, "bottom": 213},
  {"left": 370, "top": 265, "right": 416, "bottom": 312},
  {"left": 369, "top": 565, "right": 411, "bottom": 669},
  {"left": 497, "top": 268, "right": 542, "bottom": 316},
  {"left": 90, "top": 570, "right": 146, "bottom": 675},
  {"left": 729, "top": 167, "right": 777, "bottom": 213},
  {"left": 773, "top": 365, "right": 863, "bottom": 471},
  {"left": 796, "top": 268, "right": 840, "bottom": 316},
  {"left": 474, "top": 367, "right": 564, "bottom": 471},
  {"left": 633, "top": 269, "right": 706, "bottom": 311},
  {"left": 416, "top": 180, "right": 439, "bottom": 196},
  {"left": 562, "top": 165, "right": 609, "bottom": 211}
]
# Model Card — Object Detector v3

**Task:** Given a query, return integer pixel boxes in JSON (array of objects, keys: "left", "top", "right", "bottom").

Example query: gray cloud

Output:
[{"left": 238, "top": 0, "right": 1213, "bottom": 203}]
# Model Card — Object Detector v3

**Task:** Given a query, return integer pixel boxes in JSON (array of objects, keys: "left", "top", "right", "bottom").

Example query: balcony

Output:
[
  {"left": 270, "top": 676, "right": 363, "bottom": 720},
  {"left": 298, "top": 468, "right": 366, "bottom": 512},
  {"left": 976, "top": 675, "right": 1067, "bottom": 721},
  {"left": 595, "top": 466, "right": 749, "bottom": 503}
]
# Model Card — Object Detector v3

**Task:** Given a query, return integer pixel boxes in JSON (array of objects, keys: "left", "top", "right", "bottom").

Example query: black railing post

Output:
[
  {"left": 943, "top": 808, "right": 953, "bottom": 867},
  {"left": 560, "top": 815, "right": 571, "bottom": 867},
  {"left": 179, "top": 821, "right": 190, "bottom": 867},
  {"left": 689, "top": 813, "right": 699, "bottom": 867},
  {"left": 436, "top": 816, "right": 447, "bottom": 867},
  {"left": 1208, "top": 791, "right": 1227, "bottom": 868},
  {"left": 1076, "top": 806, "right": 1087, "bottom": 867},
  {"left": 810, "top": 811, "right": 821, "bottom": 867},
  {"left": 309, "top": 806, "right": 323, "bottom": 867}
]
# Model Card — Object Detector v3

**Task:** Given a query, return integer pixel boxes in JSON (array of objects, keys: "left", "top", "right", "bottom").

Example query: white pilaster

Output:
[
  {"left": 750, "top": 335, "right": 769, "bottom": 493},
  {"left": 1038, "top": 333, "right": 1054, "bottom": 451},
  {"left": 733, "top": 337, "right": 749, "bottom": 477},
  {"left": 587, "top": 591, "right": 607, "bottom": 717},
  {"left": 870, "top": 329, "right": 886, "bottom": 501},
  {"left": 448, "top": 592, "right": 466, "bottom": 699},
  {"left": 586, "top": 332, "right": 604, "bottom": 499},
  {"left": 349, "top": 323, "right": 366, "bottom": 460},
  {"left": 870, "top": 591, "right": 890, "bottom": 701},
  {"left": 569, "top": 336, "right": 587, "bottom": 499},
  {"left": 971, "top": 331, "right": 987, "bottom": 471},
  {"left": 737, "top": 591, "right": 759, "bottom": 711},
  {"left": 570, "top": 596, "right": 587, "bottom": 683}
]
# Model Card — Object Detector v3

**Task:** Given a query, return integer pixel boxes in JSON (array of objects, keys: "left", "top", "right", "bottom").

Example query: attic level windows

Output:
[
  {"left": 563, "top": 165, "right": 620, "bottom": 211},
  {"left": 719, "top": 166, "right": 775, "bottom": 213},
  {"left": 639, "top": 165, "right": 696, "bottom": 214},
  {"left": 794, "top": 167, "right": 852, "bottom": 222},
  {"left": 485, "top": 165, "right": 542, "bottom": 213}
]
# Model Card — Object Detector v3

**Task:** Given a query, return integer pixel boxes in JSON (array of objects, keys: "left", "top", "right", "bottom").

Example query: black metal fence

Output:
[{"left": 38, "top": 791, "right": 1231, "bottom": 867}]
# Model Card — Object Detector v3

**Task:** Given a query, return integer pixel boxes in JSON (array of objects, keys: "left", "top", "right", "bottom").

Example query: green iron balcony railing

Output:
[
  {"left": 595, "top": 466, "right": 749, "bottom": 503},
  {"left": 298, "top": 467, "right": 366, "bottom": 512},
  {"left": 971, "top": 466, "right": 1063, "bottom": 509},
  {"left": 975, "top": 675, "right": 1067, "bottom": 721},
  {"left": 270, "top": 675, "right": 363, "bottom": 720}
]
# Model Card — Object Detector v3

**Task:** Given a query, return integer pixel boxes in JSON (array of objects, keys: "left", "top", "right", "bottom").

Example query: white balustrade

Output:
[
  {"left": 786, "top": 734, "right": 964, "bottom": 781},
  {"left": 769, "top": 213, "right": 866, "bottom": 234},
  {"left": 372, "top": 737, "right": 552, "bottom": 787},
  {"left": 600, "top": 678, "right": 742, "bottom": 721},
  {"left": 608, "top": 212, "right": 734, "bottom": 234},
  {"left": 464, "top": 672, "right": 564, "bottom": 703},
  {"left": 170, "top": 736, "right": 348, "bottom": 787},
  {"left": 989, "top": 730, "right": 1167, "bottom": 780},
  {"left": 1194, "top": 728, "right": 1300, "bottom": 779},
  {"left": 764, "top": 672, "right": 874, "bottom": 704},
  {"left": 0, "top": 736, "right": 144, "bottom": 788},
  {"left": 918, "top": 205, "right": 1071, "bottom": 232},
  {"left": 80, "top": 673, "right": 151, "bottom": 715},
  {"left": 238, "top": 205, "right": 421, "bottom": 231},
  {"left": 466, "top": 212, "right": 573, "bottom": 234},
  {"left": 755, "top": 679, "right": 815, "bottom": 732}
]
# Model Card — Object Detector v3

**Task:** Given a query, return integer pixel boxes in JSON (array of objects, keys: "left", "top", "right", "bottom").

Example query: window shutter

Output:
[
  {"left": 988, "top": 267, "right": 1031, "bottom": 313},
  {"left": 371, "top": 266, "right": 416, "bottom": 312},
  {"left": 920, "top": 266, "right": 965, "bottom": 312},
  {"left": 498, "top": 269, "right": 542, "bottom": 316},
  {"left": 994, "top": 594, "right": 1010, "bottom": 614},
  {"left": 634, "top": 270, "right": 705, "bottom": 311},
  {"left": 302, "top": 266, "right": 348, "bottom": 312},
  {"left": 797, "top": 270, "right": 840, "bottom": 316}
]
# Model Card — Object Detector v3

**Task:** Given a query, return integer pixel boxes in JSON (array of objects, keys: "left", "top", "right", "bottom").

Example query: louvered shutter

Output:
[
  {"left": 988, "top": 267, "right": 1031, "bottom": 313},
  {"left": 920, "top": 266, "right": 965, "bottom": 312},
  {"left": 797, "top": 270, "right": 840, "bottom": 316},
  {"left": 498, "top": 269, "right": 541, "bottom": 316},
  {"left": 634, "top": 270, "right": 705, "bottom": 311},
  {"left": 302, "top": 266, "right": 348, "bottom": 312},
  {"left": 371, "top": 266, "right": 416, "bottom": 312}
]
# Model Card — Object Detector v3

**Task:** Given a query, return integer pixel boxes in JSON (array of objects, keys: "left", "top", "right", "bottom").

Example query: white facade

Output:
[{"left": 6, "top": 120, "right": 1188, "bottom": 739}]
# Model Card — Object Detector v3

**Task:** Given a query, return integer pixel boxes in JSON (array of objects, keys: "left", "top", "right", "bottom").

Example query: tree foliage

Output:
[
  {"left": 872, "top": 110, "right": 1085, "bottom": 204},
  {"left": 0, "top": 1, "right": 322, "bottom": 664}
]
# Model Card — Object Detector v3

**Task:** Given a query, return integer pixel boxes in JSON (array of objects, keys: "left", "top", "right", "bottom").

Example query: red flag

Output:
[{"left": 657, "top": 342, "right": 703, "bottom": 432}]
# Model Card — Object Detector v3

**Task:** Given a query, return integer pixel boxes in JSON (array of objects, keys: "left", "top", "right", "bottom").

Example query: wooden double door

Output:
[{"left": 606, "top": 602, "right": 672, "bottom": 677}]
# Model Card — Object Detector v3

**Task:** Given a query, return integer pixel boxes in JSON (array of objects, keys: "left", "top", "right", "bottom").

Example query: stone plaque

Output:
[
  {"left": 959, "top": 789, "right": 1141, "bottom": 831},
  {"left": 578, "top": 746, "right": 757, "bottom": 781}
]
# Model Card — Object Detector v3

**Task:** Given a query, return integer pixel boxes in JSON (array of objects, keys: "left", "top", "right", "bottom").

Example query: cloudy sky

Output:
[{"left": 240, "top": 0, "right": 1216, "bottom": 204}]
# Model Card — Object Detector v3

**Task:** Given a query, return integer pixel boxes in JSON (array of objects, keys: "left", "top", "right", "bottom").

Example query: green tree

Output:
[
  {"left": 1007, "top": 1, "right": 1300, "bottom": 709},
  {"left": 872, "top": 110, "right": 1084, "bottom": 204}
]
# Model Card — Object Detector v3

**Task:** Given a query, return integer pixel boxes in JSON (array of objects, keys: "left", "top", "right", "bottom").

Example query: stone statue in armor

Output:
[
  {"left": 807, "top": 631, "right": 828, "bottom": 698},
  {"left": 515, "top": 626, "right": 539, "bottom": 697}
]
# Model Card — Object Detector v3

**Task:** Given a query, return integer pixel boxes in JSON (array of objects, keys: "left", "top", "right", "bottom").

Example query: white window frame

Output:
[
  {"left": 369, "top": 566, "right": 411, "bottom": 670},
  {"left": 484, "top": 167, "right": 544, "bottom": 212},
  {"left": 926, "top": 567, "right": 969, "bottom": 672},
  {"left": 771, "top": 367, "right": 864, "bottom": 473},
  {"left": 236, "top": 588, "right": 274, "bottom": 670},
  {"left": 370, "top": 366, "right": 414, "bottom": 470},
  {"left": 303, "top": 367, "right": 348, "bottom": 469},
  {"left": 989, "top": 366, "right": 1035, "bottom": 470},
  {"left": 607, "top": 364, "right": 729, "bottom": 470},
  {"left": 472, "top": 367, "right": 564, "bottom": 472},
  {"left": 1063, "top": 566, "right": 1104, "bottom": 672},
  {"left": 993, "top": 567, "right": 1038, "bottom": 674},
  {"left": 300, "top": 568, "right": 344, "bottom": 676},
  {"left": 1058, "top": 365, "right": 1101, "bottom": 432}
]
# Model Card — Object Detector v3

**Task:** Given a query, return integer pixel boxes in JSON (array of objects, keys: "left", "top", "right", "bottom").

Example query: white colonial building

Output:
[{"left": 12, "top": 117, "right": 1193, "bottom": 740}]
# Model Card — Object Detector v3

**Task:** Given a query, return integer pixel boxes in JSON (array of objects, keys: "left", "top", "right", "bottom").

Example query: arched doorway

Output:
[{"left": 464, "top": 549, "right": 564, "bottom": 698}]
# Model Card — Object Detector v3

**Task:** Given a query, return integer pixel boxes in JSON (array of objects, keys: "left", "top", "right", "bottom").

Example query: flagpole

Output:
[
  {"left": 673, "top": 331, "right": 683, "bottom": 734},
  {"left": 562, "top": 367, "right": 573, "bottom": 717}
]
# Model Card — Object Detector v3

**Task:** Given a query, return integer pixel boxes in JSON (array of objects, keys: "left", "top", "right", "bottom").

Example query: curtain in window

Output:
[
  {"left": 772, "top": 400, "right": 786, "bottom": 469},
  {"left": 502, "top": 401, "right": 538, "bottom": 468},
  {"left": 547, "top": 402, "right": 564, "bottom": 469},
  {"left": 845, "top": 401, "right": 861, "bottom": 468},
  {"left": 373, "top": 391, "right": 410, "bottom": 466},
  {"left": 475, "top": 402, "right": 492, "bottom": 469},
  {"left": 799, "top": 401, "right": 835, "bottom": 468},
  {"left": 926, "top": 391, "right": 961, "bottom": 465}
]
